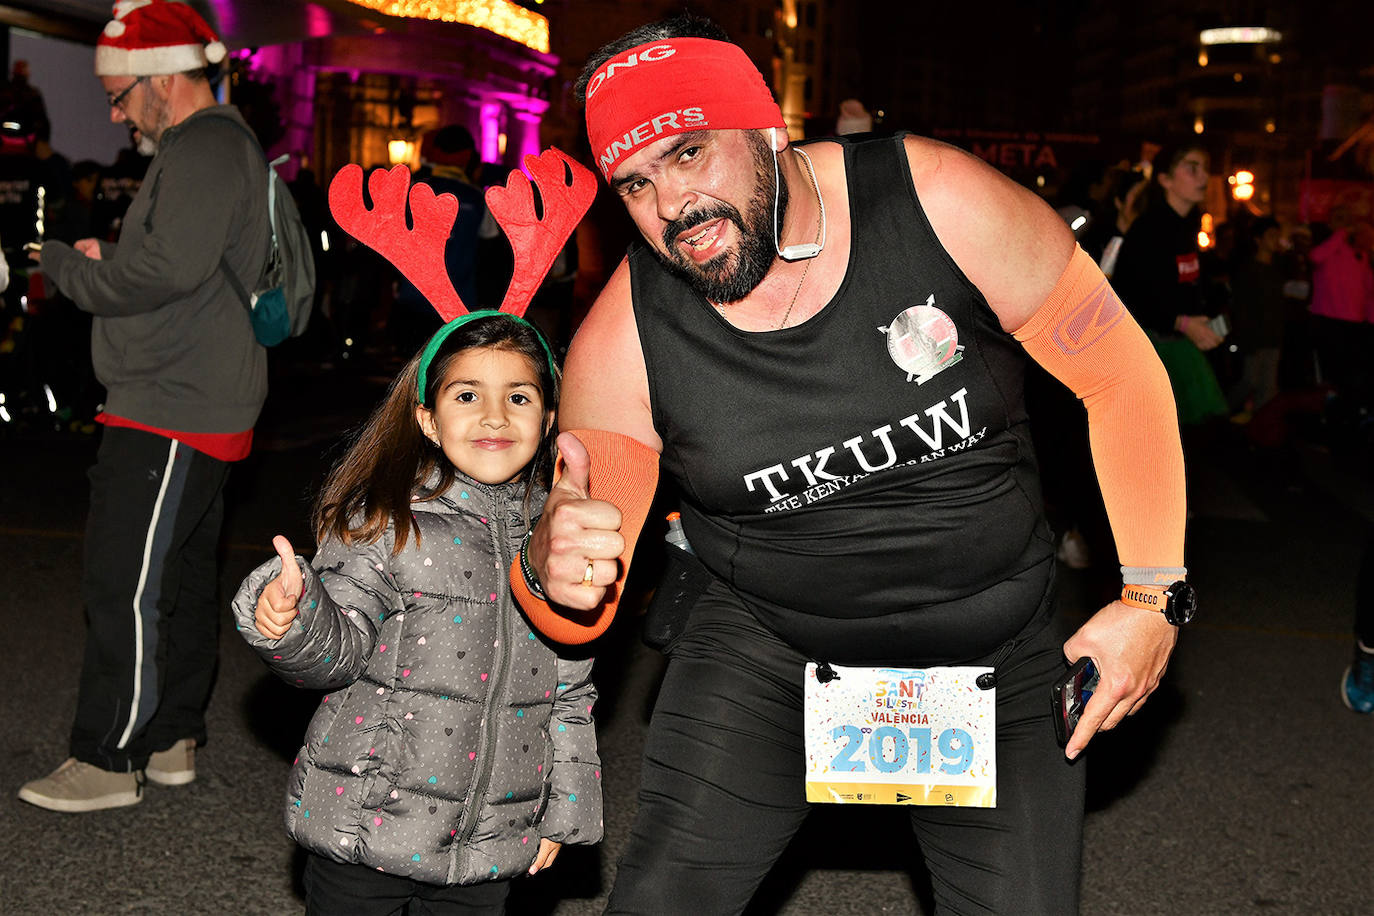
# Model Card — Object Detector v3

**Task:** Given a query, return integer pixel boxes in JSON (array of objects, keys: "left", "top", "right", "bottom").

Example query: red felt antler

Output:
[
  {"left": 326, "top": 149, "right": 597, "bottom": 325},
  {"left": 485, "top": 148, "right": 597, "bottom": 317},
  {"left": 327, "top": 164, "right": 468, "bottom": 322}
]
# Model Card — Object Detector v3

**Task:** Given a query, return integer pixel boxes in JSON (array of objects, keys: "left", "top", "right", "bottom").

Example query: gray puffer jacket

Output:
[{"left": 232, "top": 474, "right": 601, "bottom": 885}]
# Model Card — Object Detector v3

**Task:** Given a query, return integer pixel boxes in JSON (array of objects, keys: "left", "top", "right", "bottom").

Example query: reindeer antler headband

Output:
[{"left": 327, "top": 147, "right": 597, "bottom": 405}]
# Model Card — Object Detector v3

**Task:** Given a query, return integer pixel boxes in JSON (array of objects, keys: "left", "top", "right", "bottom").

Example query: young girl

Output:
[{"left": 231, "top": 312, "right": 601, "bottom": 915}]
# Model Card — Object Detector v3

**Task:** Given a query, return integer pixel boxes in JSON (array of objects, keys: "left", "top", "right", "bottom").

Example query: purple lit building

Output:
[{"left": 2, "top": 0, "right": 559, "bottom": 181}]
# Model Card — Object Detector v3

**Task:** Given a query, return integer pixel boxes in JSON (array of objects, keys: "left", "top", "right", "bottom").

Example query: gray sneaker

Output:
[
  {"left": 17, "top": 758, "right": 144, "bottom": 812},
  {"left": 146, "top": 738, "right": 196, "bottom": 786}
]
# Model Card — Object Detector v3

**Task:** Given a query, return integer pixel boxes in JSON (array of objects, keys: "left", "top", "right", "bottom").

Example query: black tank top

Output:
[{"left": 631, "top": 133, "right": 1054, "bottom": 665}]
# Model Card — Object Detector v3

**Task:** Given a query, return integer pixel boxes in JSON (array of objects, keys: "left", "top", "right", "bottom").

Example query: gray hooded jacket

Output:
[
  {"left": 232, "top": 475, "right": 601, "bottom": 885},
  {"left": 41, "top": 105, "right": 269, "bottom": 434}
]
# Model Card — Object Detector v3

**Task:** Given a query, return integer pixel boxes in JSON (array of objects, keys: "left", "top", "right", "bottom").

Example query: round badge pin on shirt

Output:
[{"left": 880, "top": 295, "right": 965, "bottom": 384}]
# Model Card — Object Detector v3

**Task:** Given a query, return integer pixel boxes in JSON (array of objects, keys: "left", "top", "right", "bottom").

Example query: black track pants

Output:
[
  {"left": 70, "top": 426, "right": 230, "bottom": 772},
  {"left": 1356, "top": 525, "right": 1374, "bottom": 648},
  {"left": 606, "top": 584, "right": 1086, "bottom": 915},
  {"left": 303, "top": 854, "right": 510, "bottom": 916}
]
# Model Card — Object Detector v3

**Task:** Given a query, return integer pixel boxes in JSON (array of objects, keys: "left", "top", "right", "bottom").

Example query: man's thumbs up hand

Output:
[
  {"left": 553, "top": 429, "right": 592, "bottom": 500},
  {"left": 255, "top": 535, "right": 303, "bottom": 640},
  {"left": 530, "top": 432, "right": 624, "bottom": 610}
]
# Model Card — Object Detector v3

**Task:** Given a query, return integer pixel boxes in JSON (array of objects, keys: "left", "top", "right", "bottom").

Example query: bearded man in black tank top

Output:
[{"left": 516, "top": 14, "right": 1191, "bottom": 914}]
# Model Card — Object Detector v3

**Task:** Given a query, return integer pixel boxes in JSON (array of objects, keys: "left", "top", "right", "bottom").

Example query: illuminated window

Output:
[
  {"left": 1199, "top": 27, "right": 1282, "bottom": 46},
  {"left": 313, "top": 72, "right": 442, "bottom": 178},
  {"left": 388, "top": 139, "right": 415, "bottom": 165}
]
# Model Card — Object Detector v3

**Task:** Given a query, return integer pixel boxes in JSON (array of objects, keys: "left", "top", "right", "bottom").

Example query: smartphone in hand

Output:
[{"left": 1052, "top": 657, "right": 1099, "bottom": 747}]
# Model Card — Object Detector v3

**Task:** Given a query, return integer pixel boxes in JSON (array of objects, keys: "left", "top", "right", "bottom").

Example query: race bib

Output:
[{"left": 803, "top": 663, "right": 996, "bottom": 807}]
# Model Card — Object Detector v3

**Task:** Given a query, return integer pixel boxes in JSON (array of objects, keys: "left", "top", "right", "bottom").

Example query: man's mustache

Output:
[{"left": 661, "top": 204, "right": 742, "bottom": 253}]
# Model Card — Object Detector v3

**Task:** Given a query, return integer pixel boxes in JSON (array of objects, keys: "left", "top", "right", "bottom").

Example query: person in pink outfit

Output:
[{"left": 1308, "top": 206, "right": 1374, "bottom": 425}]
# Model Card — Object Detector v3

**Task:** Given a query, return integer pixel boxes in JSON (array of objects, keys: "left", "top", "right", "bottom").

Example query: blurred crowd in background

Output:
[{"left": 1, "top": 59, "right": 1370, "bottom": 501}]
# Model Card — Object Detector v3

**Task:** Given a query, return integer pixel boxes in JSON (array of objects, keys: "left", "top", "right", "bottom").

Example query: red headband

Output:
[{"left": 584, "top": 37, "right": 786, "bottom": 179}]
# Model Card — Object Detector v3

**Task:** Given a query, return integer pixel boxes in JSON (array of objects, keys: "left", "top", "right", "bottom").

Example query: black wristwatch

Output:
[{"left": 1120, "top": 580, "right": 1197, "bottom": 626}]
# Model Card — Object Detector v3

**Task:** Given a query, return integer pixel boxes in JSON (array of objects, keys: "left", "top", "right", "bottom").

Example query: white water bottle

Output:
[{"left": 665, "top": 511, "right": 693, "bottom": 554}]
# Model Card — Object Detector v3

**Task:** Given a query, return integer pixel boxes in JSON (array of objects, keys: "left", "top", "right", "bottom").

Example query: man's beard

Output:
[
  {"left": 652, "top": 135, "right": 787, "bottom": 304},
  {"left": 130, "top": 93, "right": 168, "bottom": 157},
  {"left": 134, "top": 128, "right": 157, "bottom": 157}
]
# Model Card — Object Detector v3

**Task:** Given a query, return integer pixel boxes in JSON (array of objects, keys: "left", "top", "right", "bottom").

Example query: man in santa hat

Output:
[{"left": 20, "top": 0, "right": 272, "bottom": 812}]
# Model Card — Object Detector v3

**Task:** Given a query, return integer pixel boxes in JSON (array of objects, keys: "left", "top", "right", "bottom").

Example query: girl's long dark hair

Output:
[{"left": 314, "top": 315, "right": 559, "bottom": 554}]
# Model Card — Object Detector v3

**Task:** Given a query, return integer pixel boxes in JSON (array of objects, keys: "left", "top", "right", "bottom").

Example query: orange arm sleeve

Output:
[
  {"left": 512, "top": 428, "right": 659, "bottom": 645},
  {"left": 1012, "top": 245, "right": 1186, "bottom": 568}
]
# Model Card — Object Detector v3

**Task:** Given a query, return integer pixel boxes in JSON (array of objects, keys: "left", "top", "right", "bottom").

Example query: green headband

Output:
[{"left": 417, "top": 311, "right": 558, "bottom": 408}]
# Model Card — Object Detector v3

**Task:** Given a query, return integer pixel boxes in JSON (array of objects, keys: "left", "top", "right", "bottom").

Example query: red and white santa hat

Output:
[{"left": 95, "top": 0, "right": 227, "bottom": 77}]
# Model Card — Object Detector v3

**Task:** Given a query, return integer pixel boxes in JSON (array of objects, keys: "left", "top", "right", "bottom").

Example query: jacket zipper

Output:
[{"left": 453, "top": 496, "right": 515, "bottom": 858}]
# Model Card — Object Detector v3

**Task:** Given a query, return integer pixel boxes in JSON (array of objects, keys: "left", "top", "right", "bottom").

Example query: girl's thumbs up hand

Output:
[{"left": 255, "top": 535, "right": 303, "bottom": 640}]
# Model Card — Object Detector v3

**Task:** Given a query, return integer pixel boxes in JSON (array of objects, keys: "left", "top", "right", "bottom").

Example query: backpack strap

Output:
[
  {"left": 220, "top": 253, "right": 252, "bottom": 308},
  {"left": 201, "top": 111, "right": 278, "bottom": 309}
]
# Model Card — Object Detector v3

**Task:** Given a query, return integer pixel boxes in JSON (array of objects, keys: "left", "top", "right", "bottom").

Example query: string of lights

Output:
[{"left": 343, "top": 0, "right": 549, "bottom": 53}]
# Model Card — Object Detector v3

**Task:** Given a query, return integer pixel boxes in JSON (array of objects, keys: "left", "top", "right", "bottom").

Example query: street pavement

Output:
[{"left": 3, "top": 359, "right": 1372, "bottom": 915}]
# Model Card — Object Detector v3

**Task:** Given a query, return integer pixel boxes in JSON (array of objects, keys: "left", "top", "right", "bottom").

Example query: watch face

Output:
[{"left": 1165, "top": 581, "right": 1197, "bottom": 625}]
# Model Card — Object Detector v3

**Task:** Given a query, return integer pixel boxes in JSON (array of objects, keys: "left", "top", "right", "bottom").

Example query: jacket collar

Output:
[{"left": 412, "top": 467, "right": 527, "bottom": 514}]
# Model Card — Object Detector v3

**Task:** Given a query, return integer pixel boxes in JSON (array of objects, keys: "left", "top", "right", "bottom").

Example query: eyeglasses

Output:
[{"left": 106, "top": 76, "right": 147, "bottom": 111}]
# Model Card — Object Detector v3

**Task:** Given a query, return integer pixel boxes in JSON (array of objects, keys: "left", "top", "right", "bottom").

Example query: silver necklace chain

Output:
[{"left": 775, "top": 148, "right": 824, "bottom": 330}]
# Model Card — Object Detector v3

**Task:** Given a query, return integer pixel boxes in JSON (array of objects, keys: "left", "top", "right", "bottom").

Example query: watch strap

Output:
[
  {"left": 518, "top": 527, "right": 546, "bottom": 600},
  {"left": 1120, "top": 583, "right": 1171, "bottom": 611}
]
